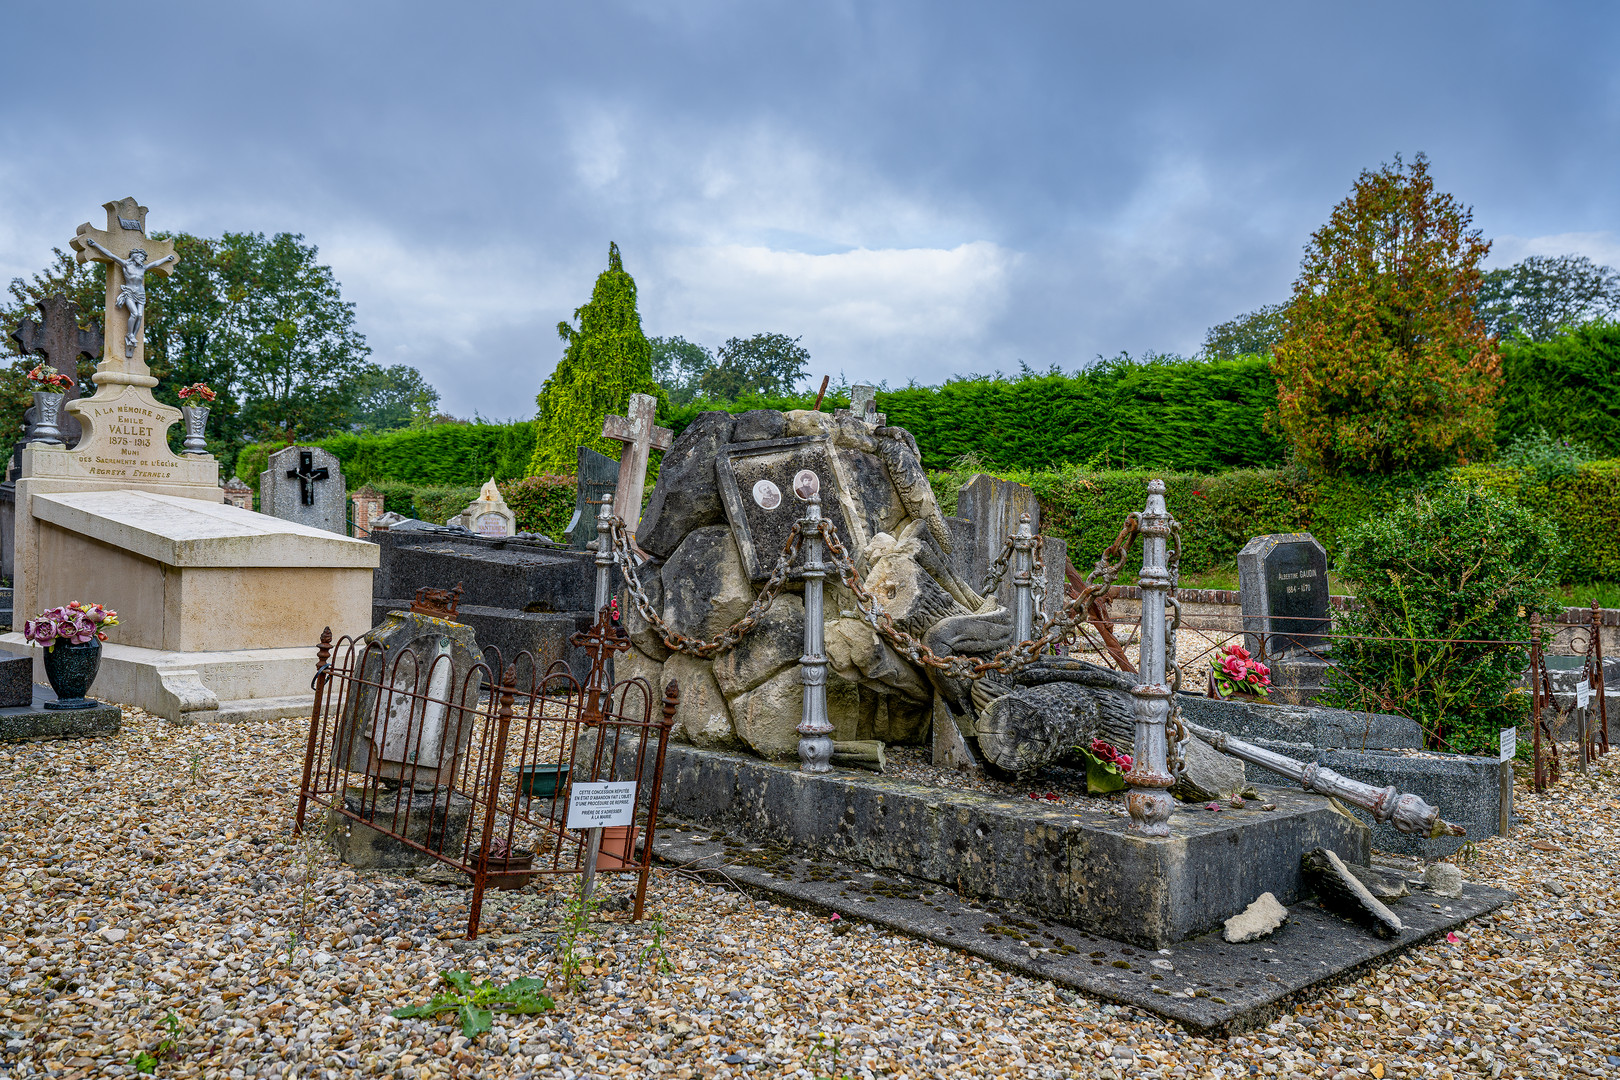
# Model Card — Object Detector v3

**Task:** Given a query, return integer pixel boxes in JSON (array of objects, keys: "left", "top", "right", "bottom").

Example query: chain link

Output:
[
  {"left": 980, "top": 535, "right": 1016, "bottom": 594},
  {"left": 982, "top": 530, "right": 1047, "bottom": 621},
  {"left": 610, "top": 517, "right": 805, "bottom": 659}
]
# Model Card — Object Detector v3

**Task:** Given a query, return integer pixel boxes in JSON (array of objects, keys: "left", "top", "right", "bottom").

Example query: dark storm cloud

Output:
[{"left": 2, "top": 1, "right": 1615, "bottom": 417}]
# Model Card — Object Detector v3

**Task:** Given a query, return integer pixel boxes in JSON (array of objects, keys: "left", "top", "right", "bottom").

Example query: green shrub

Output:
[
  {"left": 1321, "top": 485, "right": 1565, "bottom": 754},
  {"left": 501, "top": 475, "right": 576, "bottom": 538},
  {"left": 1450, "top": 460, "right": 1620, "bottom": 583}
]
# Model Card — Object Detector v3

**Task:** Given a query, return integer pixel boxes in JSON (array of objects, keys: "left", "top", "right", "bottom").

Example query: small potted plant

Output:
[
  {"left": 176, "top": 382, "right": 216, "bottom": 455},
  {"left": 25, "top": 365, "right": 73, "bottom": 446},
  {"left": 1208, "top": 643, "right": 1272, "bottom": 700},
  {"left": 23, "top": 601, "right": 118, "bottom": 710}
]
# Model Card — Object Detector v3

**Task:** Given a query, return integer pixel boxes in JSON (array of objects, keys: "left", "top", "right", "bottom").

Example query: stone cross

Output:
[
  {"left": 9, "top": 294, "right": 103, "bottom": 447},
  {"left": 287, "top": 450, "right": 330, "bottom": 506},
  {"left": 67, "top": 197, "right": 178, "bottom": 378},
  {"left": 601, "top": 392, "right": 672, "bottom": 527}
]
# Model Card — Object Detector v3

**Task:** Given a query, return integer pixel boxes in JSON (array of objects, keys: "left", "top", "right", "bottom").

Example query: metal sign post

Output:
[{"left": 566, "top": 780, "right": 638, "bottom": 904}]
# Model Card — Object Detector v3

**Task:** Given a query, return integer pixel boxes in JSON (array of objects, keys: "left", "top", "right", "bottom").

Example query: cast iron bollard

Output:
[
  {"left": 795, "top": 470, "right": 834, "bottom": 772},
  {"left": 1011, "top": 512, "right": 1037, "bottom": 645},
  {"left": 594, "top": 492, "right": 615, "bottom": 614},
  {"left": 1125, "top": 479, "right": 1176, "bottom": 837}
]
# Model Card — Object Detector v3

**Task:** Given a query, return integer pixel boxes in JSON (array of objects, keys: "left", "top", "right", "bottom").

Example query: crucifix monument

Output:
[
  {"left": 9, "top": 294, "right": 103, "bottom": 450},
  {"left": 602, "top": 392, "right": 671, "bottom": 531},
  {"left": 3, "top": 198, "right": 377, "bottom": 723}
]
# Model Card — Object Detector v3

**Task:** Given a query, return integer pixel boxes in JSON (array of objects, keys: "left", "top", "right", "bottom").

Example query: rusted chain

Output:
[
  {"left": 611, "top": 517, "right": 805, "bottom": 659},
  {"left": 821, "top": 514, "right": 1142, "bottom": 682}
]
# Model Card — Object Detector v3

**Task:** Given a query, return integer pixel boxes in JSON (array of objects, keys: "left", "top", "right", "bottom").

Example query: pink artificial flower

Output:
[
  {"left": 1445, "top": 932, "right": 1459, "bottom": 944},
  {"left": 1204, "top": 802, "right": 1222, "bottom": 812},
  {"left": 1228, "top": 645, "right": 1251, "bottom": 661}
]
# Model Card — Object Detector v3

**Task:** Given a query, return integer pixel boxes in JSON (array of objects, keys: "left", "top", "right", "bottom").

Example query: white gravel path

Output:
[{"left": 1, "top": 710, "right": 1615, "bottom": 1079}]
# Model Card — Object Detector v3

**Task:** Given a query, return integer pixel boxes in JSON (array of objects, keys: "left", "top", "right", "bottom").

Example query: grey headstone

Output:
[
  {"left": 955, "top": 474, "right": 1065, "bottom": 609},
  {"left": 261, "top": 446, "right": 346, "bottom": 534},
  {"left": 568, "top": 445, "right": 619, "bottom": 550},
  {"left": 1237, "top": 533, "right": 1329, "bottom": 658},
  {"left": 715, "top": 436, "right": 862, "bottom": 583}
]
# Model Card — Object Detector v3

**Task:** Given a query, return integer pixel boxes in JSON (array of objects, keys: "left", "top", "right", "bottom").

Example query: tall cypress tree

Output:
[{"left": 529, "top": 242, "right": 658, "bottom": 475}]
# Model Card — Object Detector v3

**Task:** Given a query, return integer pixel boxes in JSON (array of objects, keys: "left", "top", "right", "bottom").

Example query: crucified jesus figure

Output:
[{"left": 82, "top": 239, "right": 175, "bottom": 358}]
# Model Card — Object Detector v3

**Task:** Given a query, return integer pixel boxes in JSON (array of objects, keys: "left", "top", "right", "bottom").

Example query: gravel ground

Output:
[{"left": 2, "top": 710, "right": 1616, "bottom": 1080}]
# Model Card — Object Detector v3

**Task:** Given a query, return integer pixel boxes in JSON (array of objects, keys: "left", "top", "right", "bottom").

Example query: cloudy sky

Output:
[{"left": 3, "top": 2, "right": 1616, "bottom": 419}]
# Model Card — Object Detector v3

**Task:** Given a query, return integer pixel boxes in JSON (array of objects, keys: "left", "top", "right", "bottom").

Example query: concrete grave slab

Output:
[{"left": 0, "top": 685, "right": 121, "bottom": 742}]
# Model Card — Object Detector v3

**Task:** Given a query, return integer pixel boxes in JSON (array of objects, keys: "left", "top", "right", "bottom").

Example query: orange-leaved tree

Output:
[{"left": 1272, "top": 153, "right": 1499, "bottom": 474}]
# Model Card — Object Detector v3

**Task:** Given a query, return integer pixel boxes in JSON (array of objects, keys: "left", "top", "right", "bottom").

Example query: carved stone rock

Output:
[
  {"left": 1169, "top": 735, "right": 1250, "bottom": 803},
  {"left": 637, "top": 411, "right": 734, "bottom": 558},
  {"left": 660, "top": 526, "right": 753, "bottom": 640},
  {"left": 975, "top": 676, "right": 1134, "bottom": 776},
  {"left": 663, "top": 652, "right": 740, "bottom": 750}
]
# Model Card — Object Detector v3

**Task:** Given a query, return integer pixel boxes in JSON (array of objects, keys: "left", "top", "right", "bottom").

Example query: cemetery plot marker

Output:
[
  {"left": 1238, "top": 533, "right": 1330, "bottom": 657},
  {"left": 69, "top": 198, "right": 177, "bottom": 372},
  {"left": 10, "top": 294, "right": 102, "bottom": 448}
]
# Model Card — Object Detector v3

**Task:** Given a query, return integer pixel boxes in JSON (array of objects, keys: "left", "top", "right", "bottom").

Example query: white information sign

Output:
[
  {"left": 1575, "top": 679, "right": 1592, "bottom": 710},
  {"left": 1499, "top": 727, "right": 1517, "bottom": 763},
  {"left": 565, "top": 780, "right": 638, "bottom": 829}
]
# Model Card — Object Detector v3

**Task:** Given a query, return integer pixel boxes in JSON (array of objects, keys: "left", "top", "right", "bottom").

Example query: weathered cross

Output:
[
  {"left": 287, "top": 450, "right": 330, "bottom": 506},
  {"left": 67, "top": 197, "right": 178, "bottom": 375},
  {"left": 10, "top": 294, "right": 103, "bottom": 446},
  {"left": 601, "top": 392, "right": 672, "bottom": 528}
]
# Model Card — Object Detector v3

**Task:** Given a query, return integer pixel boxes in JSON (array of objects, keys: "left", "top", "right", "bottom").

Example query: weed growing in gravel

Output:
[
  {"left": 637, "top": 912, "right": 673, "bottom": 973},
  {"left": 807, "top": 1032, "right": 852, "bottom": 1080},
  {"left": 188, "top": 751, "right": 203, "bottom": 782},
  {"left": 285, "top": 834, "right": 321, "bottom": 964},
  {"left": 554, "top": 879, "right": 602, "bottom": 990},
  {"left": 129, "top": 1011, "right": 183, "bottom": 1074},
  {"left": 390, "top": 970, "right": 554, "bottom": 1039}
]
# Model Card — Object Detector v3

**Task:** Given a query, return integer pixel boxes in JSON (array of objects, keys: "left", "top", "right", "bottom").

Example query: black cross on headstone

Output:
[
  {"left": 287, "top": 450, "right": 330, "bottom": 506},
  {"left": 10, "top": 293, "right": 103, "bottom": 448}
]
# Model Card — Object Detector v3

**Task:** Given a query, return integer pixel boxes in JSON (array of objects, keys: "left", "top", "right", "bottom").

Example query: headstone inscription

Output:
[
  {"left": 260, "top": 445, "right": 345, "bottom": 534},
  {"left": 567, "top": 445, "right": 619, "bottom": 550},
  {"left": 715, "top": 436, "right": 865, "bottom": 582},
  {"left": 601, "top": 392, "right": 672, "bottom": 528},
  {"left": 1238, "top": 533, "right": 1330, "bottom": 658}
]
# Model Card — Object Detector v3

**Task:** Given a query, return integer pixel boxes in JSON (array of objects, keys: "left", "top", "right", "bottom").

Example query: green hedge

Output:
[
  {"left": 877, "top": 358, "right": 1285, "bottom": 472},
  {"left": 1497, "top": 322, "right": 1620, "bottom": 458},
  {"left": 942, "top": 461, "right": 1619, "bottom": 583}
]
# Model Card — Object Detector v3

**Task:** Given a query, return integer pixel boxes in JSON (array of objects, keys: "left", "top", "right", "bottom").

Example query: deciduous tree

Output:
[
  {"left": 1476, "top": 254, "right": 1620, "bottom": 341},
  {"left": 699, "top": 332, "right": 810, "bottom": 400},
  {"left": 1273, "top": 154, "right": 1498, "bottom": 474}
]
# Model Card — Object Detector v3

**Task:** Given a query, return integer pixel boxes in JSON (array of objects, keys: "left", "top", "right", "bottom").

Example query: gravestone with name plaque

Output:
[
  {"left": 1238, "top": 532, "right": 1330, "bottom": 659},
  {"left": 715, "top": 436, "right": 867, "bottom": 582}
]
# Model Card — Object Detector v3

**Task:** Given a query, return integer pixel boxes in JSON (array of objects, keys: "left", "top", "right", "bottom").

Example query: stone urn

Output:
[
  {"left": 180, "top": 405, "right": 210, "bottom": 454},
  {"left": 30, "top": 391, "right": 66, "bottom": 446},
  {"left": 42, "top": 640, "right": 102, "bottom": 711}
]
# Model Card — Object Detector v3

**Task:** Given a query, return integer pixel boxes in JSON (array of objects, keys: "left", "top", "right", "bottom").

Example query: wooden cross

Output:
[
  {"left": 67, "top": 197, "right": 178, "bottom": 376},
  {"left": 601, "top": 392, "right": 672, "bottom": 527},
  {"left": 10, "top": 294, "right": 103, "bottom": 446}
]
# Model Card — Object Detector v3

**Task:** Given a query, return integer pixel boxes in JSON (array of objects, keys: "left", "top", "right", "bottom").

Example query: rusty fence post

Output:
[
  {"left": 633, "top": 680, "right": 680, "bottom": 922},
  {"left": 294, "top": 627, "right": 334, "bottom": 835},
  {"left": 466, "top": 664, "right": 518, "bottom": 941},
  {"left": 1530, "top": 612, "right": 1544, "bottom": 793},
  {"left": 1594, "top": 600, "right": 1609, "bottom": 757}
]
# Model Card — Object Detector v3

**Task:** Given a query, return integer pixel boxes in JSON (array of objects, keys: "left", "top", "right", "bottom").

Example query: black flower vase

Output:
[{"left": 42, "top": 640, "right": 102, "bottom": 710}]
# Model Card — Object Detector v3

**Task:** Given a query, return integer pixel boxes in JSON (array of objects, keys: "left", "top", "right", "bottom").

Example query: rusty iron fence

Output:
[
  {"left": 1070, "top": 595, "right": 1612, "bottom": 795},
  {"left": 293, "top": 609, "right": 677, "bottom": 939}
]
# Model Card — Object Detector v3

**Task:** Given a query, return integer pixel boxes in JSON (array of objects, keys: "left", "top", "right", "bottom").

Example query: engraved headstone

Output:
[
  {"left": 1238, "top": 533, "right": 1330, "bottom": 658},
  {"left": 567, "top": 445, "right": 620, "bottom": 550},
  {"left": 335, "top": 609, "right": 481, "bottom": 788},
  {"left": 260, "top": 445, "right": 345, "bottom": 534},
  {"left": 848, "top": 383, "right": 884, "bottom": 425},
  {"left": 715, "top": 436, "right": 864, "bottom": 582},
  {"left": 453, "top": 478, "right": 516, "bottom": 537}
]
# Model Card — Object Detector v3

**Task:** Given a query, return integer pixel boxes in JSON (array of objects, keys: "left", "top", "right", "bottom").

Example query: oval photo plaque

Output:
[
  {"left": 793, "top": 469, "right": 820, "bottom": 500},
  {"left": 751, "top": 479, "right": 782, "bottom": 510}
]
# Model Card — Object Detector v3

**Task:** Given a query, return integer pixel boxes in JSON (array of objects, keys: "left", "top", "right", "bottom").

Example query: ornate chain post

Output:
[
  {"left": 1125, "top": 480, "right": 1176, "bottom": 837},
  {"left": 594, "top": 492, "right": 615, "bottom": 615},
  {"left": 1011, "top": 513, "right": 1036, "bottom": 645},
  {"left": 795, "top": 470, "right": 834, "bottom": 772}
]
